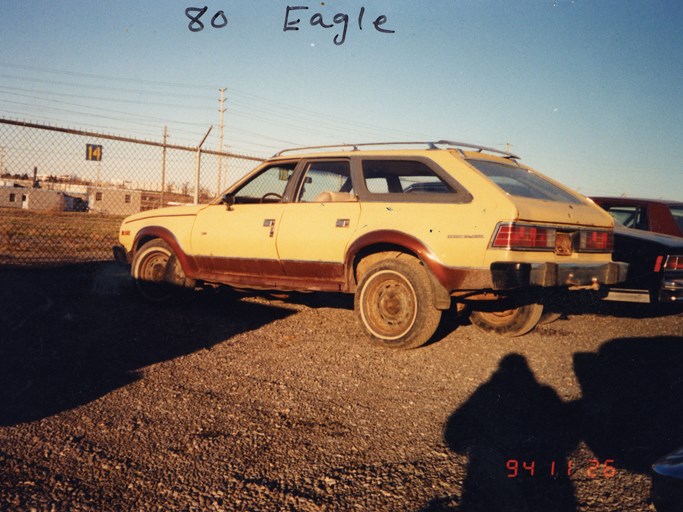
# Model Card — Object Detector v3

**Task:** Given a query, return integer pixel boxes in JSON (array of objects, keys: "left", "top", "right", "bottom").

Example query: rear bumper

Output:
[
  {"left": 603, "top": 274, "right": 683, "bottom": 304},
  {"left": 659, "top": 277, "right": 683, "bottom": 302},
  {"left": 491, "top": 261, "right": 628, "bottom": 290}
]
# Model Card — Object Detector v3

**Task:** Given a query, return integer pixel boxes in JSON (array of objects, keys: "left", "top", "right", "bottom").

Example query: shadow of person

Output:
[{"left": 436, "top": 354, "right": 579, "bottom": 512}]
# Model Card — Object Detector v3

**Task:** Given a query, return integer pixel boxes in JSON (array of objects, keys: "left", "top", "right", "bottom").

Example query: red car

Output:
[{"left": 591, "top": 197, "right": 683, "bottom": 238}]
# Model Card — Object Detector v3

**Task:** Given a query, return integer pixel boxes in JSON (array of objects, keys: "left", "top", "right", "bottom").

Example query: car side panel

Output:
[
  {"left": 354, "top": 200, "right": 512, "bottom": 269},
  {"left": 190, "top": 203, "right": 286, "bottom": 275},
  {"left": 651, "top": 202, "right": 683, "bottom": 237},
  {"left": 121, "top": 208, "right": 200, "bottom": 259},
  {"left": 276, "top": 201, "right": 362, "bottom": 277}
]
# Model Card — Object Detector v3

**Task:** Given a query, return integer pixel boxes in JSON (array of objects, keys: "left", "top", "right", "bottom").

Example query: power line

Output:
[
  {"left": 0, "top": 62, "right": 426, "bottom": 140},
  {"left": 0, "top": 85, "right": 215, "bottom": 112},
  {"left": 0, "top": 93, "right": 210, "bottom": 128},
  {"left": 0, "top": 61, "right": 439, "bottom": 153},
  {"left": 0, "top": 62, "right": 219, "bottom": 91},
  {"left": 0, "top": 73, "right": 203, "bottom": 100}
]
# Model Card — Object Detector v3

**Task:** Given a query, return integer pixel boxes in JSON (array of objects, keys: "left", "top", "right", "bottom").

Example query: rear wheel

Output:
[
  {"left": 131, "top": 239, "right": 194, "bottom": 301},
  {"left": 355, "top": 256, "right": 441, "bottom": 349},
  {"left": 469, "top": 303, "right": 544, "bottom": 337},
  {"left": 539, "top": 311, "right": 563, "bottom": 325}
]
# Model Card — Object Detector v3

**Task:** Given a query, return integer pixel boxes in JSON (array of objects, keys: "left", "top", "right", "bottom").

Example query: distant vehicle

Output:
[
  {"left": 114, "top": 140, "right": 627, "bottom": 348},
  {"left": 72, "top": 197, "right": 89, "bottom": 212},
  {"left": 652, "top": 445, "right": 683, "bottom": 512},
  {"left": 603, "top": 223, "right": 683, "bottom": 304},
  {"left": 591, "top": 197, "right": 683, "bottom": 238}
]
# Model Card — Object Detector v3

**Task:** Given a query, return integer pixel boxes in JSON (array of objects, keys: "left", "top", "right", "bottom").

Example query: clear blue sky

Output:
[{"left": 1, "top": 0, "right": 681, "bottom": 198}]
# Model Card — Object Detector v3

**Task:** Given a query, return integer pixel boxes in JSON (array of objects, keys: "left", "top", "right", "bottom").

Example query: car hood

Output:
[{"left": 512, "top": 197, "right": 614, "bottom": 228}]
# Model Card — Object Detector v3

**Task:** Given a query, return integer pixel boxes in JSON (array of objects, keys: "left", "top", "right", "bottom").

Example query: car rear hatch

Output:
[{"left": 466, "top": 158, "right": 613, "bottom": 229}]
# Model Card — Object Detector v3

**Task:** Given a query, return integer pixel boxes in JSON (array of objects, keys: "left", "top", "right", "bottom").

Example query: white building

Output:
[
  {"left": 87, "top": 187, "right": 141, "bottom": 216},
  {"left": 0, "top": 186, "right": 65, "bottom": 211}
]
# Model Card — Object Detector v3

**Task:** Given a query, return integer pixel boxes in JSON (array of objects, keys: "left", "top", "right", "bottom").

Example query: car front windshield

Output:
[
  {"left": 467, "top": 159, "right": 583, "bottom": 204},
  {"left": 669, "top": 206, "right": 683, "bottom": 233}
]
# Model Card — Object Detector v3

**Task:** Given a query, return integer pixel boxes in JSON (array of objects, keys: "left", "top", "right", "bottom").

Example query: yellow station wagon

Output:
[{"left": 114, "top": 141, "right": 627, "bottom": 348}]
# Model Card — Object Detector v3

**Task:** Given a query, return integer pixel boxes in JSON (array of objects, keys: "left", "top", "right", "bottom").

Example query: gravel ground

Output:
[{"left": 1, "top": 262, "right": 682, "bottom": 511}]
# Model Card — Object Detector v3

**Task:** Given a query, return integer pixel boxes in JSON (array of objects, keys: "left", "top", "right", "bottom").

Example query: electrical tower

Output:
[{"left": 217, "top": 88, "right": 226, "bottom": 195}]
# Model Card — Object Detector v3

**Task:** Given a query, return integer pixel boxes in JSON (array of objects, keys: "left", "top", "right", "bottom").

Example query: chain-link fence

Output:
[{"left": 0, "top": 119, "right": 264, "bottom": 266}]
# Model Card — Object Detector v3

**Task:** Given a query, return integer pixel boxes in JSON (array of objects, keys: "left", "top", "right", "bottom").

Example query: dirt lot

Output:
[
  {"left": 1, "top": 262, "right": 682, "bottom": 511},
  {"left": 0, "top": 209, "right": 122, "bottom": 266}
]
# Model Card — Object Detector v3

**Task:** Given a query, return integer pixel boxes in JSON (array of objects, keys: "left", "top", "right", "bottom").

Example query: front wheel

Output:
[
  {"left": 355, "top": 256, "right": 441, "bottom": 349},
  {"left": 469, "top": 303, "right": 544, "bottom": 337},
  {"left": 131, "top": 239, "right": 194, "bottom": 301}
]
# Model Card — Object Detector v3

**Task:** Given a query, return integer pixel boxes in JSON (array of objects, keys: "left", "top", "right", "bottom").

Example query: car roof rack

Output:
[{"left": 273, "top": 140, "right": 520, "bottom": 159}]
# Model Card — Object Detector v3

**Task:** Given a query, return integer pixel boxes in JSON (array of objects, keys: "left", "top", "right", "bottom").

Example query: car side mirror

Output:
[{"left": 221, "top": 193, "right": 235, "bottom": 211}]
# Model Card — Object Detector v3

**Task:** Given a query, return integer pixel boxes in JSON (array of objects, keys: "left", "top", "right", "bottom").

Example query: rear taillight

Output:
[
  {"left": 664, "top": 256, "right": 683, "bottom": 271},
  {"left": 491, "top": 223, "right": 613, "bottom": 253},
  {"left": 492, "top": 223, "right": 555, "bottom": 250},
  {"left": 579, "top": 230, "right": 613, "bottom": 252}
]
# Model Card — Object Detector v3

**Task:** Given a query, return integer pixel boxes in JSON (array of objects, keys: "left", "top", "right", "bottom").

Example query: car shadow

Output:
[
  {"left": 593, "top": 301, "right": 683, "bottom": 319},
  {"left": 542, "top": 290, "right": 683, "bottom": 320},
  {"left": 423, "top": 335, "right": 683, "bottom": 511},
  {"left": 0, "top": 262, "right": 297, "bottom": 426},
  {"left": 574, "top": 335, "right": 683, "bottom": 473},
  {"left": 269, "top": 291, "right": 355, "bottom": 311},
  {"left": 279, "top": 292, "right": 468, "bottom": 347}
]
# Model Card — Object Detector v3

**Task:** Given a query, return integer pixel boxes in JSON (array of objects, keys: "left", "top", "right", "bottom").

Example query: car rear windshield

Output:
[
  {"left": 669, "top": 206, "right": 683, "bottom": 233},
  {"left": 467, "top": 159, "right": 583, "bottom": 204}
]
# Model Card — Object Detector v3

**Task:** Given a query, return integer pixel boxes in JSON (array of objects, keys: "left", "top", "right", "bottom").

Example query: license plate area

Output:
[{"left": 555, "top": 232, "right": 573, "bottom": 256}]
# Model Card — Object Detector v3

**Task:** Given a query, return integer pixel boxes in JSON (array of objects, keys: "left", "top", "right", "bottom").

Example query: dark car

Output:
[
  {"left": 591, "top": 197, "right": 683, "bottom": 238},
  {"left": 603, "top": 224, "right": 683, "bottom": 304},
  {"left": 653, "top": 446, "right": 683, "bottom": 512}
]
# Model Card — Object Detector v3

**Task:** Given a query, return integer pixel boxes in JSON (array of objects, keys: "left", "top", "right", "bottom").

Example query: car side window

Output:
[
  {"left": 233, "top": 163, "right": 297, "bottom": 204},
  {"left": 362, "top": 159, "right": 456, "bottom": 196},
  {"left": 605, "top": 205, "right": 649, "bottom": 231},
  {"left": 296, "top": 161, "right": 354, "bottom": 202},
  {"left": 670, "top": 206, "right": 683, "bottom": 234}
]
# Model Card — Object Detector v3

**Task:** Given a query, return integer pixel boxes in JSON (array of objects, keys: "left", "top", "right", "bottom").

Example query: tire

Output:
[
  {"left": 539, "top": 311, "right": 563, "bottom": 325},
  {"left": 131, "top": 239, "right": 194, "bottom": 301},
  {"left": 355, "top": 256, "right": 441, "bottom": 349},
  {"left": 469, "top": 303, "right": 544, "bottom": 337}
]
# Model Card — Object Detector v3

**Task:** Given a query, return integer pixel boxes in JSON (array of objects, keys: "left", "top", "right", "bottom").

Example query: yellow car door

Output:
[
  {"left": 190, "top": 162, "right": 297, "bottom": 277},
  {"left": 275, "top": 160, "right": 361, "bottom": 288},
  {"left": 191, "top": 202, "right": 286, "bottom": 275}
]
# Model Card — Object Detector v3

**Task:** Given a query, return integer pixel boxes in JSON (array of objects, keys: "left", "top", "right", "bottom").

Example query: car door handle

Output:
[
  {"left": 263, "top": 219, "right": 276, "bottom": 237},
  {"left": 336, "top": 219, "right": 350, "bottom": 228}
]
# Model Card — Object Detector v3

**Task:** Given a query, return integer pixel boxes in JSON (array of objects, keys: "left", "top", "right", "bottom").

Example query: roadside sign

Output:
[{"left": 86, "top": 144, "right": 103, "bottom": 161}]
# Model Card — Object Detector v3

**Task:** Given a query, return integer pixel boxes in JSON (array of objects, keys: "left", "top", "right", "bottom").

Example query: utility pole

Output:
[
  {"left": 194, "top": 126, "right": 213, "bottom": 205},
  {"left": 217, "top": 88, "right": 226, "bottom": 195},
  {"left": 161, "top": 125, "right": 168, "bottom": 208}
]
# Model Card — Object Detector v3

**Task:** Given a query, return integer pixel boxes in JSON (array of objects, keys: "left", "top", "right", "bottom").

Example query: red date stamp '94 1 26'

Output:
[{"left": 506, "top": 459, "right": 617, "bottom": 479}]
